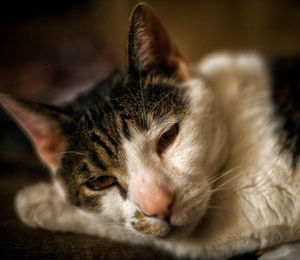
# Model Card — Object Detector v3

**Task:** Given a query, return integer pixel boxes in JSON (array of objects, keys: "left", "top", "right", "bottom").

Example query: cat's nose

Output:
[{"left": 135, "top": 183, "right": 174, "bottom": 221}]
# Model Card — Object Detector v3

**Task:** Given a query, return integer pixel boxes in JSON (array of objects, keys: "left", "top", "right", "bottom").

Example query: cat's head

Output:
[{"left": 0, "top": 3, "right": 228, "bottom": 240}]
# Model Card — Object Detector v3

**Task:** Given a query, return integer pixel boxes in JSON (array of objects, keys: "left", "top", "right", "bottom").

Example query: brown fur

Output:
[{"left": 131, "top": 210, "right": 171, "bottom": 237}]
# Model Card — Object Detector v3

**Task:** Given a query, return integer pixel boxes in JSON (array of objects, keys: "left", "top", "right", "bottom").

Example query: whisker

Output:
[
  {"left": 210, "top": 166, "right": 242, "bottom": 185},
  {"left": 196, "top": 165, "right": 242, "bottom": 189},
  {"left": 190, "top": 166, "right": 245, "bottom": 204},
  {"left": 181, "top": 170, "right": 238, "bottom": 202},
  {"left": 208, "top": 168, "right": 245, "bottom": 194},
  {"left": 54, "top": 151, "right": 87, "bottom": 158}
]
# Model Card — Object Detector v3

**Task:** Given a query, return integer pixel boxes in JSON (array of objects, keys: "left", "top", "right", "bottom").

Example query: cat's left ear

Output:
[
  {"left": 0, "top": 93, "right": 71, "bottom": 172},
  {"left": 127, "top": 3, "right": 189, "bottom": 82}
]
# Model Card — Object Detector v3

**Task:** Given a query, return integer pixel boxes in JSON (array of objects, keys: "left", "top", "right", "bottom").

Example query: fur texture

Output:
[{"left": 1, "top": 3, "right": 300, "bottom": 260}]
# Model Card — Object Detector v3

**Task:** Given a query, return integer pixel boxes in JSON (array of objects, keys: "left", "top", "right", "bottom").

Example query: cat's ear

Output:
[
  {"left": 127, "top": 3, "right": 188, "bottom": 82},
  {"left": 0, "top": 93, "right": 71, "bottom": 172}
]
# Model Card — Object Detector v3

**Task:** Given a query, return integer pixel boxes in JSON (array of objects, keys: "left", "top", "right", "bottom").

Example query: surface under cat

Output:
[{"left": 1, "top": 3, "right": 300, "bottom": 260}]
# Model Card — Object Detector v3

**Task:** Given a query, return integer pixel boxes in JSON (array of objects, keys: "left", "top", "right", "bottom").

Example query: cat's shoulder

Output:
[
  {"left": 196, "top": 51, "right": 266, "bottom": 79},
  {"left": 197, "top": 51, "right": 300, "bottom": 168},
  {"left": 196, "top": 51, "right": 300, "bottom": 85}
]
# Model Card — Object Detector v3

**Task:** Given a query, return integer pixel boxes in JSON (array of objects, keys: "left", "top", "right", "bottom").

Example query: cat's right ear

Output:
[
  {"left": 0, "top": 93, "right": 71, "bottom": 172},
  {"left": 127, "top": 3, "right": 189, "bottom": 82}
]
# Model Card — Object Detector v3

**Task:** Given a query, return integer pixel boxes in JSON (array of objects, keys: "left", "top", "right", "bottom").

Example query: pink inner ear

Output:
[
  {"left": 26, "top": 119, "right": 66, "bottom": 170},
  {"left": 4, "top": 102, "right": 66, "bottom": 171}
]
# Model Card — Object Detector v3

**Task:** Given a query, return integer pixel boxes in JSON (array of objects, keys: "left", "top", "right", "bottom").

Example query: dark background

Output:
[
  {"left": 1, "top": 0, "right": 300, "bottom": 259},
  {"left": 1, "top": 0, "right": 300, "bottom": 104}
]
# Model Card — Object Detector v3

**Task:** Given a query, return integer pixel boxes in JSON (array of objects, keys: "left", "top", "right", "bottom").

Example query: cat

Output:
[{"left": 1, "top": 3, "right": 300, "bottom": 260}]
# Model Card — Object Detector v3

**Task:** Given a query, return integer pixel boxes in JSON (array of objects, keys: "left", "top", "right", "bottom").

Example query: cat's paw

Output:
[{"left": 15, "top": 182, "right": 66, "bottom": 230}]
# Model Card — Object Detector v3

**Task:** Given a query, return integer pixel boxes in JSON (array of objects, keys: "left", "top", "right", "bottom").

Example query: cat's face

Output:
[
  {"left": 57, "top": 73, "right": 226, "bottom": 239},
  {"left": 0, "top": 3, "right": 228, "bottom": 240}
]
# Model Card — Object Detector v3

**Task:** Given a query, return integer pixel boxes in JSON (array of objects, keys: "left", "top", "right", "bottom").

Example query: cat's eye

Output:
[
  {"left": 86, "top": 176, "right": 118, "bottom": 191},
  {"left": 157, "top": 123, "right": 179, "bottom": 155}
]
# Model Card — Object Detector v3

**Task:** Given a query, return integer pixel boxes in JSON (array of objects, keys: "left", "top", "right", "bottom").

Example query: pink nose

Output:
[{"left": 134, "top": 182, "right": 174, "bottom": 220}]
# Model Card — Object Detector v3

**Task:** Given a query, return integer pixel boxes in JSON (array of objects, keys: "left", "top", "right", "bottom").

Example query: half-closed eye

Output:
[
  {"left": 86, "top": 176, "right": 118, "bottom": 191},
  {"left": 157, "top": 123, "right": 179, "bottom": 155}
]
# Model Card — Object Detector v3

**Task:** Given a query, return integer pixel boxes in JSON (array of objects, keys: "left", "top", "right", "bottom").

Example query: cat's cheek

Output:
[
  {"left": 99, "top": 188, "right": 127, "bottom": 223},
  {"left": 171, "top": 201, "right": 208, "bottom": 228},
  {"left": 170, "top": 181, "right": 211, "bottom": 228}
]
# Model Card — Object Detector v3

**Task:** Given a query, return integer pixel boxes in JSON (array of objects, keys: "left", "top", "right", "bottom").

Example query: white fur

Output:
[
  {"left": 154, "top": 52, "right": 300, "bottom": 258},
  {"left": 15, "top": 52, "right": 300, "bottom": 259},
  {"left": 259, "top": 244, "right": 300, "bottom": 260}
]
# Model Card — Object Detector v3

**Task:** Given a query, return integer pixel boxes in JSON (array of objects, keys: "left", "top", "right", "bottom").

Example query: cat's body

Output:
[
  {"left": 155, "top": 53, "right": 300, "bottom": 259},
  {"left": 1, "top": 3, "right": 300, "bottom": 260}
]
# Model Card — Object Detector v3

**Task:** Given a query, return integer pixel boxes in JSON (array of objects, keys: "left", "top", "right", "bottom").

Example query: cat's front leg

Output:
[
  {"left": 15, "top": 182, "right": 143, "bottom": 243},
  {"left": 15, "top": 182, "right": 92, "bottom": 233}
]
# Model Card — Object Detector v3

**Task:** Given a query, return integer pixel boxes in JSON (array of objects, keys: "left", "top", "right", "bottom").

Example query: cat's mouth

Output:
[
  {"left": 130, "top": 210, "right": 171, "bottom": 238},
  {"left": 131, "top": 210, "right": 196, "bottom": 239},
  {"left": 133, "top": 221, "right": 195, "bottom": 239}
]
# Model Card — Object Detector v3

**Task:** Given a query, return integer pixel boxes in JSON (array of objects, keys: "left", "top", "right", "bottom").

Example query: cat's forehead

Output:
[
  {"left": 109, "top": 75, "right": 189, "bottom": 121},
  {"left": 64, "top": 74, "right": 189, "bottom": 171},
  {"left": 82, "top": 74, "right": 189, "bottom": 132}
]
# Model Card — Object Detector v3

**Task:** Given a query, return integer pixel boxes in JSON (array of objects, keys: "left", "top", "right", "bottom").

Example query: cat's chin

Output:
[
  {"left": 130, "top": 217, "right": 197, "bottom": 240},
  {"left": 161, "top": 206, "right": 208, "bottom": 240},
  {"left": 139, "top": 201, "right": 209, "bottom": 240},
  {"left": 167, "top": 224, "right": 198, "bottom": 240},
  {"left": 137, "top": 218, "right": 201, "bottom": 241}
]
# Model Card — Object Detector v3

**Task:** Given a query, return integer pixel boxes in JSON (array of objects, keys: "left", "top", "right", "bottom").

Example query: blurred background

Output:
[
  {"left": 0, "top": 1, "right": 300, "bottom": 258},
  {"left": 1, "top": 0, "right": 300, "bottom": 104}
]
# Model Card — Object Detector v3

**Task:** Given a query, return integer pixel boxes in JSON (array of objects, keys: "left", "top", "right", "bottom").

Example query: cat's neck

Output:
[{"left": 198, "top": 53, "right": 283, "bottom": 174}]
